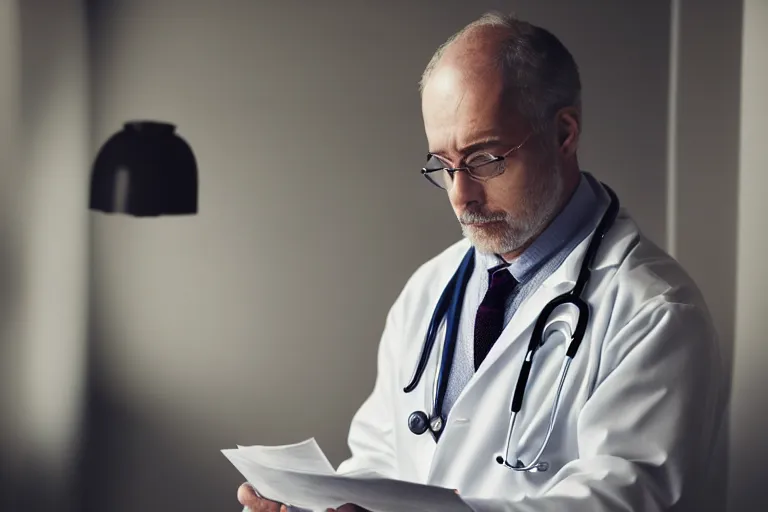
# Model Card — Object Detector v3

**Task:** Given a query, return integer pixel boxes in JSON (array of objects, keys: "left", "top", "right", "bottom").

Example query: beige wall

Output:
[
  {"left": 728, "top": 0, "right": 768, "bottom": 508},
  {"left": 82, "top": 1, "right": 672, "bottom": 510},
  {"left": 673, "top": 0, "right": 742, "bottom": 370},
  {"left": 669, "top": 2, "right": 743, "bottom": 509}
]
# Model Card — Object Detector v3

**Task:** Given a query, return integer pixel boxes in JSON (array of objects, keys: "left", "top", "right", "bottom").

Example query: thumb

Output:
[{"left": 237, "top": 483, "right": 260, "bottom": 506}]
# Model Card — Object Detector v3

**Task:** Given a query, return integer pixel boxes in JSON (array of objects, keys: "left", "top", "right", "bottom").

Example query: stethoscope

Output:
[{"left": 403, "top": 183, "right": 620, "bottom": 472}]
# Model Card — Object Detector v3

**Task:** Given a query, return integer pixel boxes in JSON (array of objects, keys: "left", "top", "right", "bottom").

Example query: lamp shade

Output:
[{"left": 89, "top": 121, "right": 198, "bottom": 216}]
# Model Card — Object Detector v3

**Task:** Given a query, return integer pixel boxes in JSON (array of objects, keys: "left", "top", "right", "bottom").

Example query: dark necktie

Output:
[{"left": 474, "top": 265, "right": 517, "bottom": 370}]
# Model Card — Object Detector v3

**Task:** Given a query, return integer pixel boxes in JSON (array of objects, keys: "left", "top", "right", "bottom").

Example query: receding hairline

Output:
[
  {"left": 418, "top": 11, "right": 582, "bottom": 135},
  {"left": 419, "top": 13, "right": 529, "bottom": 95}
]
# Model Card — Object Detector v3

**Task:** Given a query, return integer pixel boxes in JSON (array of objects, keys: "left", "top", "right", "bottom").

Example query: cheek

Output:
[
  {"left": 484, "top": 171, "right": 544, "bottom": 217},
  {"left": 486, "top": 189, "right": 519, "bottom": 216},
  {"left": 484, "top": 176, "right": 525, "bottom": 211},
  {"left": 494, "top": 159, "right": 542, "bottom": 197},
  {"left": 448, "top": 193, "right": 468, "bottom": 216}
]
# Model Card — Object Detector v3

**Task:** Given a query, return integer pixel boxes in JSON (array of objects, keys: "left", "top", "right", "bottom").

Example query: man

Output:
[{"left": 239, "top": 12, "right": 725, "bottom": 512}]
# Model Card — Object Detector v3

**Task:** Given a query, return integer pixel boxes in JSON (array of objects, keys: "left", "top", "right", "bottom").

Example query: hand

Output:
[
  {"left": 324, "top": 489, "right": 459, "bottom": 511},
  {"left": 237, "top": 483, "right": 287, "bottom": 512}
]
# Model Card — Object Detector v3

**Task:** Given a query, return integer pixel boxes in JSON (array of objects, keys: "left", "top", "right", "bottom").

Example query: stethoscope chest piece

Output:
[
  {"left": 429, "top": 416, "right": 444, "bottom": 432},
  {"left": 408, "top": 411, "right": 429, "bottom": 435},
  {"left": 408, "top": 410, "right": 444, "bottom": 435}
]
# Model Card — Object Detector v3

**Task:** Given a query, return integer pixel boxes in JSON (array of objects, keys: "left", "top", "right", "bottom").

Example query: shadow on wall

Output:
[
  {"left": 78, "top": 378, "right": 242, "bottom": 511},
  {"left": 77, "top": 314, "right": 248, "bottom": 512},
  {"left": 0, "top": 223, "right": 23, "bottom": 510}
]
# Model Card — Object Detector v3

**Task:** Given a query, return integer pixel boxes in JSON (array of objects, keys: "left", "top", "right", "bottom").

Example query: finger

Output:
[
  {"left": 241, "top": 498, "right": 285, "bottom": 512},
  {"left": 237, "top": 483, "right": 259, "bottom": 506},
  {"left": 237, "top": 483, "right": 286, "bottom": 512}
]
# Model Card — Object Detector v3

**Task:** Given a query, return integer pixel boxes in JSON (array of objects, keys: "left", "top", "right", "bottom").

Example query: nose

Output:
[{"left": 449, "top": 169, "right": 484, "bottom": 206}]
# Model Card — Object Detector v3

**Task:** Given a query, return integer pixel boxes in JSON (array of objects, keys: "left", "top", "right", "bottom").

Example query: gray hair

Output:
[{"left": 419, "top": 12, "right": 582, "bottom": 136}]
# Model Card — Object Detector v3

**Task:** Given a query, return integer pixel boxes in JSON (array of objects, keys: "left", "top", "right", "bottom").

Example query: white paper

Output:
[
  {"left": 235, "top": 438, "right": 336, "bottom": 475},
  {"left": 222, "top": 438, "right": 471, "bottom": 512}
]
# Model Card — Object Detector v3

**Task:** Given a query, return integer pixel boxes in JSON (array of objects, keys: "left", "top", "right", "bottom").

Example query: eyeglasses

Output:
[{"left": 421, "top": 134, "right": 532, "bottom": 190}]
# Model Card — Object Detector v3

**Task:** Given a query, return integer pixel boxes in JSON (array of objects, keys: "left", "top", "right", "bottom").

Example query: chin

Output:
[{"left": 464, "top": 229, "right": 518, "bottom": 256}]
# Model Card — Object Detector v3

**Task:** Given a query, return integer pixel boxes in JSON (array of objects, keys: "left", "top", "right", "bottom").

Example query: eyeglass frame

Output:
[{"left": 420, "top": 133, "right": 533, "bottom": 190}]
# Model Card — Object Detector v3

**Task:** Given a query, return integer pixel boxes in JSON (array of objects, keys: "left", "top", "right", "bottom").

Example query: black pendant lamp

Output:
[{"left": 89, "top": 121, "right": 198, "bottom": 216}]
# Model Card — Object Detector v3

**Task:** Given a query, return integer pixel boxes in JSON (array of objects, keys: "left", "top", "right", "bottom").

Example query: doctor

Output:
[{"left": 239, "top": 12, "right": 725, "bottom": 512}]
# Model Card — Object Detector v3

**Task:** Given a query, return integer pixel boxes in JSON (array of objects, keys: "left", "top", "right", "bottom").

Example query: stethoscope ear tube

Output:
[
  {"left": 404, "top": 248, "right": 476, "bottom": 394},
  {"left": 433, "top": 251, "right": 475, "bottom": 417},
  {"left": 403, "top": 279, "right": 454, "bottom": 393},
  {"left": 510, "top": 356, "right": 533, "bottom": 413},
  {"left": 566, "top": 299, "right": 591, "bottom": 358}
]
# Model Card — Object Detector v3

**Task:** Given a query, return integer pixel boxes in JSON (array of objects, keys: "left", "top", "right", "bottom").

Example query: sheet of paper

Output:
[
  {"left": 235, "top": 438, "right": 336, "bottom": 475},
  {"left": 222, "top": 438, "right": 471, "bottom": 512}
]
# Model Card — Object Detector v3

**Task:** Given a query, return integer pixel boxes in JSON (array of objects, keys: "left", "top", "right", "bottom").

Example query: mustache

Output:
[{"left": 458, "top": 208, "right": 508, "bottom": 225}]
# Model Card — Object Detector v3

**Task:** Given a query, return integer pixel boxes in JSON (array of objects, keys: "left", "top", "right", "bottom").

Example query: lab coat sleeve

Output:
[
  {"left": 462, "top": 300, "right": 726, "bottom": 512},
  {"left": 335, "top": 301, "right": 401, "bottom": 478}
]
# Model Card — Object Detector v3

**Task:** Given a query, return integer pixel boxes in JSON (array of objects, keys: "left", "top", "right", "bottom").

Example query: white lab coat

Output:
[{"left": 336, "top": 203, "right": 727, "bottom": 512}]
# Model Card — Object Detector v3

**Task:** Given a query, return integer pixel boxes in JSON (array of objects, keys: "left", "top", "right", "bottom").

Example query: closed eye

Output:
[{"left": 465, "top": 153, "right": 498, "bottom": 167}]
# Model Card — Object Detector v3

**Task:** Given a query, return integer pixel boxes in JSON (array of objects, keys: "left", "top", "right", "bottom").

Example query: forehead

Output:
[{"left": 421, "top": 63, "right": 521, "bottom": 153}]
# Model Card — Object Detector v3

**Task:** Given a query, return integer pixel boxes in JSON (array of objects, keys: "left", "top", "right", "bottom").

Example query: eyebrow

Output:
[{"left": 428, "top": 138, "right": 504, "bottom": 159}]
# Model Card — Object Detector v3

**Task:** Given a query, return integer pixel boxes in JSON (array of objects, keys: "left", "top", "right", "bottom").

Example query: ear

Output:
[{"left": 556, "top": 107, "right": 580, "bottom": 158}]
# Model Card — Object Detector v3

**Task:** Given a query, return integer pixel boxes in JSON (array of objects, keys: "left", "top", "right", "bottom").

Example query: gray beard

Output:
[{"left": 462, "top": 164, "right": 564, "bottom": 257}]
